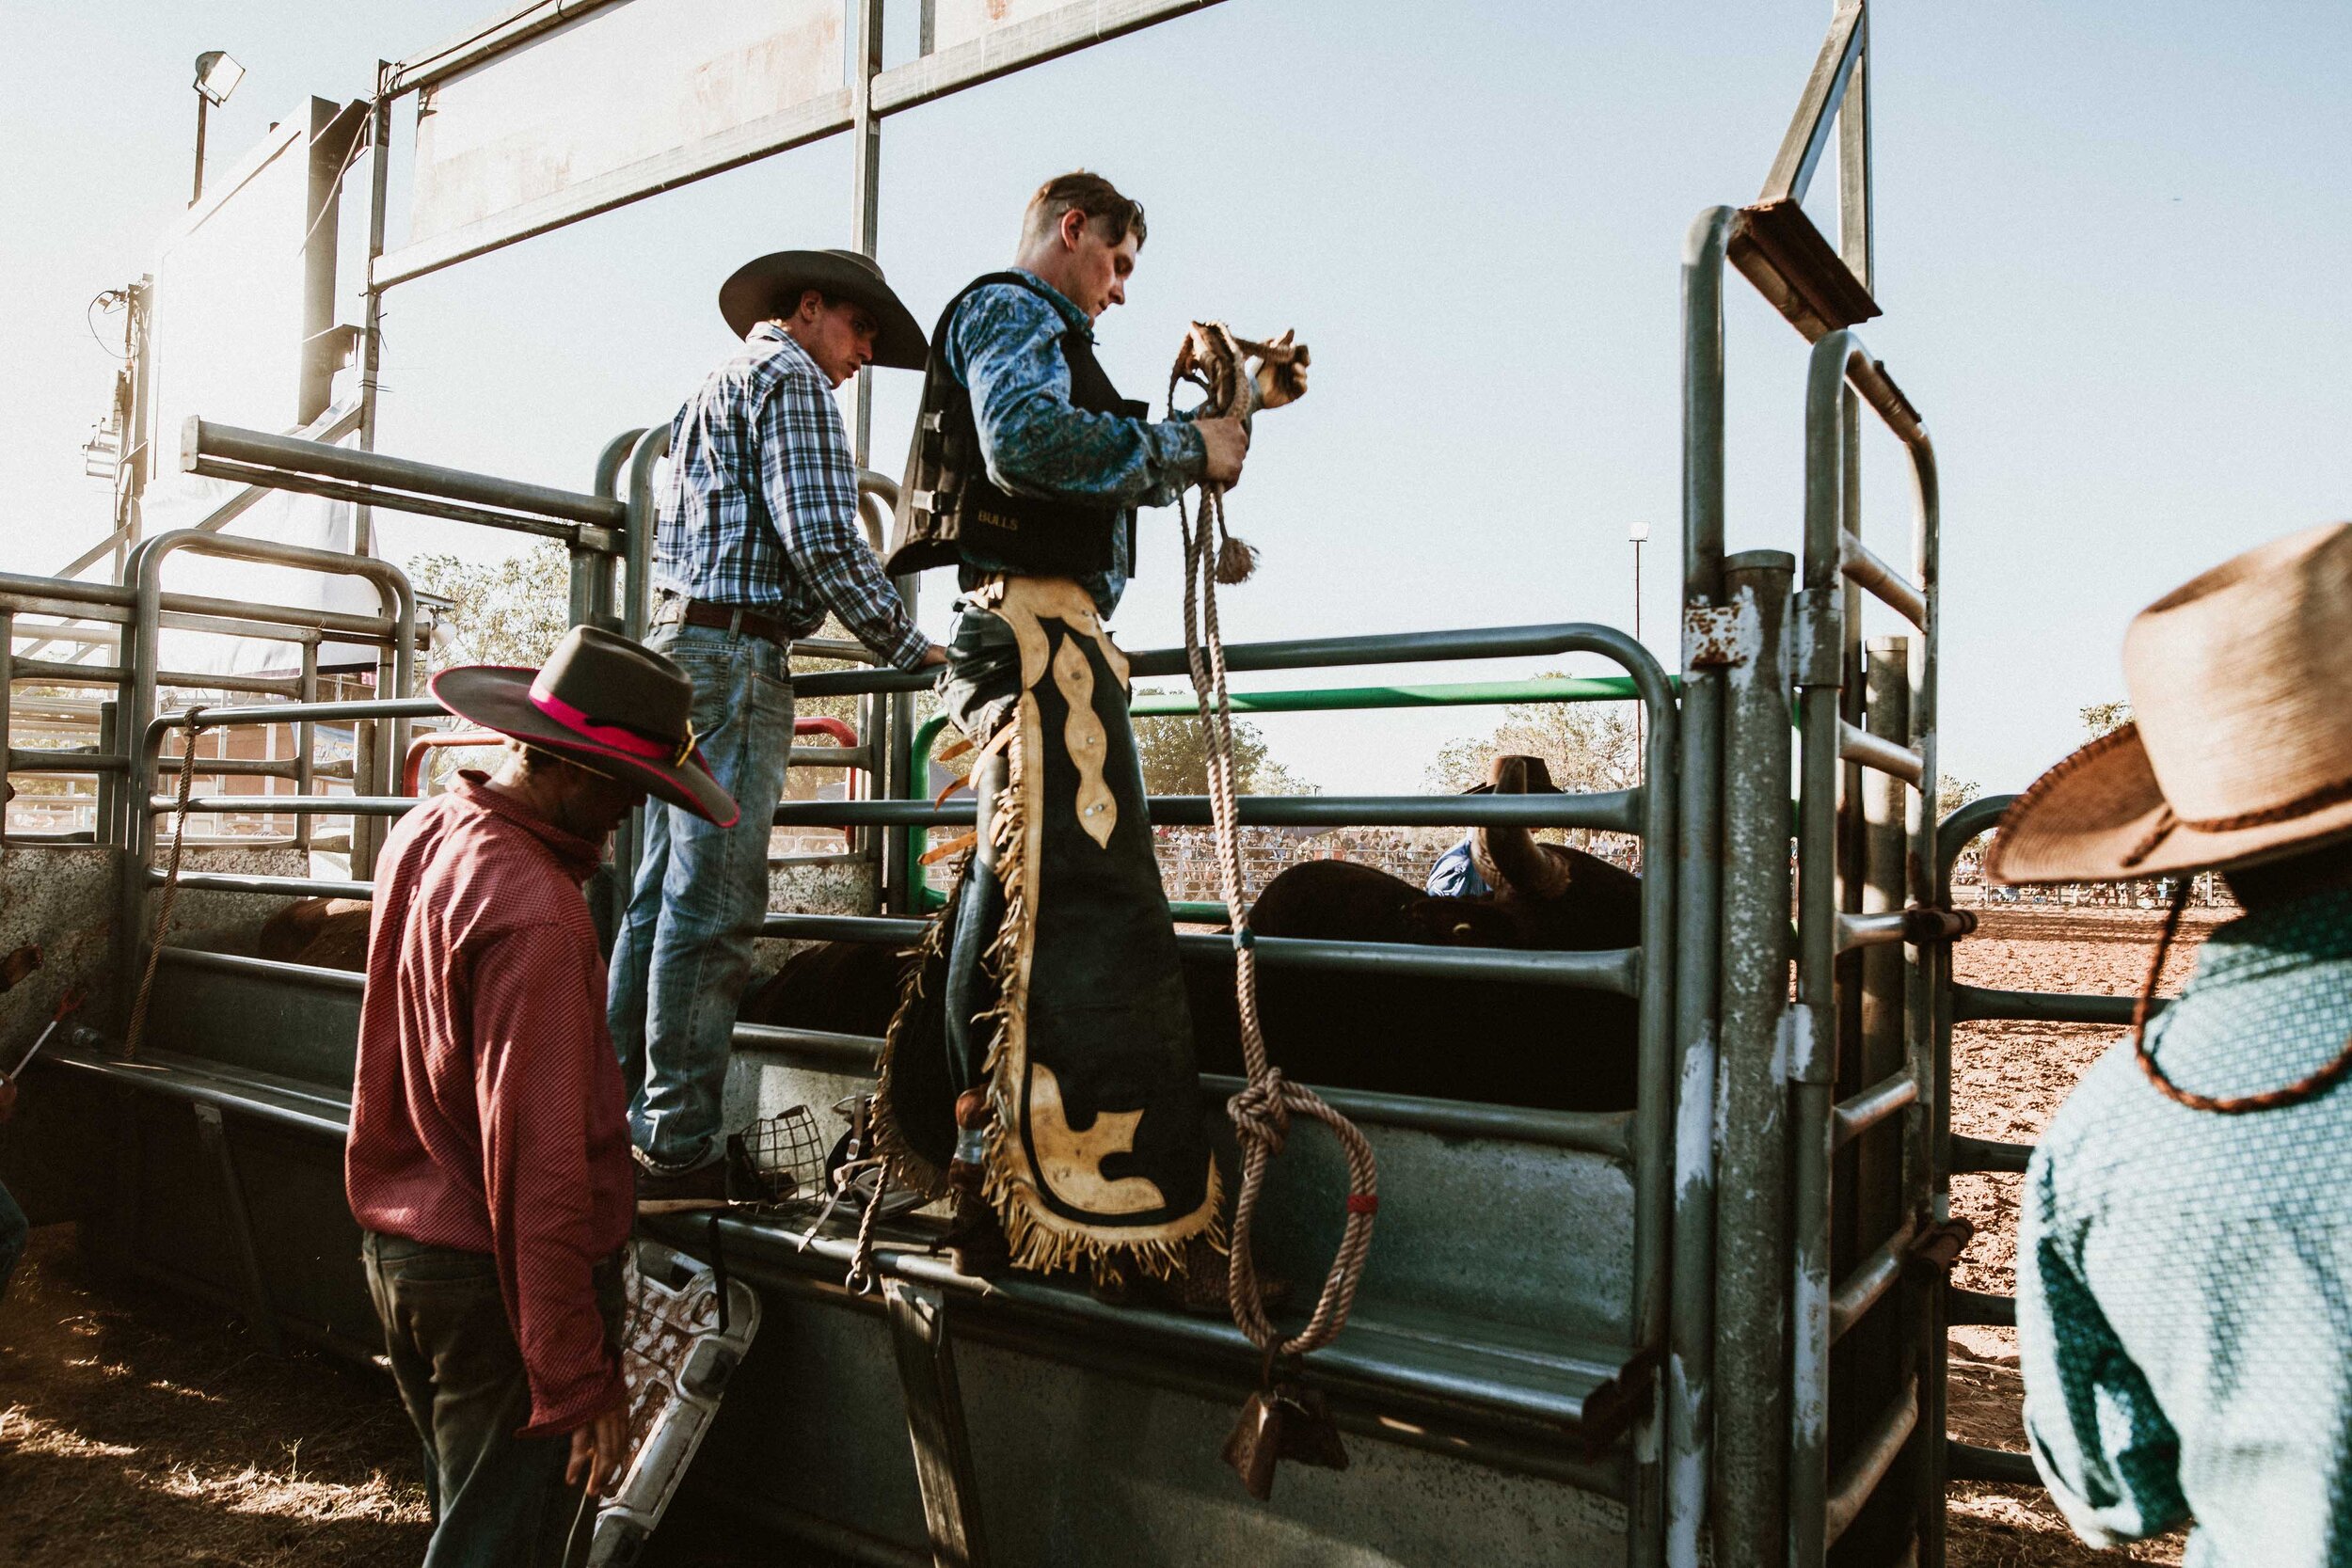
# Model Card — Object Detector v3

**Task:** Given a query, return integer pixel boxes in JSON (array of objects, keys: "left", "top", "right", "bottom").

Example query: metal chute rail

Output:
[
  {"left": 1926, "top": 794, "right": 2172, "bottom": 1491},
  {"left": 39, "top": 624, "right": 1688, "bottom": 1560},
  {"left": 905, "top": 672, "right": 1661, "bottom": 919}
]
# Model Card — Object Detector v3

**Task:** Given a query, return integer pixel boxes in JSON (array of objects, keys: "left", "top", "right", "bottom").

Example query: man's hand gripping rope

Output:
[{"left": 1168, "top": 325, "right": 1377, "bottom": 1478}]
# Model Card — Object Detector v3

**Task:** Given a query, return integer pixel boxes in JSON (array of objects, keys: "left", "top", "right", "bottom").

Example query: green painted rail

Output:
[{"left": 907, "top": 673, "right": 1665, "bottom": 913}]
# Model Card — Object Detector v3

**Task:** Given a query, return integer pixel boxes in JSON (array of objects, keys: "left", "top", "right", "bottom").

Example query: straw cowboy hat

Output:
[
  {"left": 718, "top": 248, "right": 928, "bottom": 369},
  {"left": 430, "top": 626, "right": 739, "bottom": 828},
  {"left": 1988, "top": 522, "right": 2352, "bottom": 885}
]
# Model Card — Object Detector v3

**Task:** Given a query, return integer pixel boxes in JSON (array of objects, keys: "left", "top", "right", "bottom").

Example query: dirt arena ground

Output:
[{"left": 0, "top": 903, "right": 2222, "bottom": 1564}]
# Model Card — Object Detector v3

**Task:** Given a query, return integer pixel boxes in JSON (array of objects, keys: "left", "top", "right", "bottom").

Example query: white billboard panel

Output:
[
  {"left": 409, "top": 0, "right": 843, "bottom": 245},
  {"left": 140, "top": 100, "right": 380, "bottom": 675},
  {"left": 928, "top": 0, "right": 1087, "bottom": 54}
]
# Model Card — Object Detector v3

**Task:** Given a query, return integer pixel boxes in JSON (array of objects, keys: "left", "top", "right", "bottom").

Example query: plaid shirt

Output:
[
  {"left": 653, "top": 324, "right": 929, "bottom": 669},
  {"left": 2021, "top": 885, "right": 2352, "bottom": 1566}
]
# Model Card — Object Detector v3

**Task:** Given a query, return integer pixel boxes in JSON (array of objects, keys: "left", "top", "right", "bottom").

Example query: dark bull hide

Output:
[
  {"left": 745, "top": 756, "right": 1644, "bottom": 1114},
  {"left": 1185, "top": 754, "right": 1642, "bottom": 1111}
]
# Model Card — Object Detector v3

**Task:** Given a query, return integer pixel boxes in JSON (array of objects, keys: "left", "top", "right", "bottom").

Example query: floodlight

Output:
[
  {"left": 194, "top": 51, "right": 245, "bottom": 107},
  {"left": 1629, "top": 520, "right": 1650, "bottom": 543}
]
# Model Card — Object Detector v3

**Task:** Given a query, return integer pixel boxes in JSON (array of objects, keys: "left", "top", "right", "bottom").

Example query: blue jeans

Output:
[
  {"left": 363, "top": 1231, "right": 623, "bottom": 1568},
  {"left": 608, "top": 621, "right": 794, "bottom": 1170},
  {"left": 0, "top": 1180, "right": 26, "bottom": 1305}
]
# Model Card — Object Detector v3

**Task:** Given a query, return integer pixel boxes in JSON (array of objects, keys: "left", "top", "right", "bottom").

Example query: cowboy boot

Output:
[{"left": 941, "top": 1088, "right": 1009, "bottom": 1278}]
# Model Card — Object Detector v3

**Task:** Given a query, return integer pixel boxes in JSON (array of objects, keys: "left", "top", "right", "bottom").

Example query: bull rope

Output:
[{"left": 1168, "top": 325, "right": 1377, "bottom": 1362}]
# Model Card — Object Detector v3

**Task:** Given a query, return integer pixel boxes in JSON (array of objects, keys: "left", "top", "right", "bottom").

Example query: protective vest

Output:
[{"left": 884, "top": 272, "right": 1144, "bottom": 579}]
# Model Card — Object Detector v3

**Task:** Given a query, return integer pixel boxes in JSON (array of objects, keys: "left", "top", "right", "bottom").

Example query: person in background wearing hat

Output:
[
  {"left": 1991, "top": 522, "right": 2352, "bottom": 1566},
  {"left": 868, "top": 171, "right": 1279, "bottom": 1301},
  {"left": 348, "top": 626, "right": 738, "bottom": 1568},
  {"left": 608, "top": 248, "right": 942, "bottom": 1212}
]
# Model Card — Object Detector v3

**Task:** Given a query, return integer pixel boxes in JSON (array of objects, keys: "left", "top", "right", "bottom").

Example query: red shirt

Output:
[{"left": 345, "top": 773, "right": 633, "bottom": 1436}]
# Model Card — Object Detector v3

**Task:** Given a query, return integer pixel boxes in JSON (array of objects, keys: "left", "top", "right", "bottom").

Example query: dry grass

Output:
[
  {"left": 0, "top": 1229, "right": 834, "bottom": 1566},
  {"left": 0, "top": 1228, "right": 430, "bottom": 1566}
]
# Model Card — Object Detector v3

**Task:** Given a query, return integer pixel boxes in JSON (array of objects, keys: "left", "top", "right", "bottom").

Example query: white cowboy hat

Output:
[{"left": 1988, "top": 521, "right": 2352, "bottom": 884}]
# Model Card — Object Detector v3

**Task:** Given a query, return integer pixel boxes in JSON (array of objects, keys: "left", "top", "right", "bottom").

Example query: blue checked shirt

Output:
[
  {"left": 946, "top": 270, "right": 1205, "bottom": 619},
  {"left": 2020, "top": 885, "right": 2352, "bottom": 1566},
  {"left": 653, "top": 323, "right": 930, "bottom": 670}
]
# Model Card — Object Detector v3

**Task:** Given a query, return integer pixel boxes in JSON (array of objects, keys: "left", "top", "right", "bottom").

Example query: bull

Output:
[
  {"left": 745, "top": 756, "right": 1643, "bottom": 1114},
  {"left": 1184, "top": 754, "right": 1640, "bottom": 1111}
]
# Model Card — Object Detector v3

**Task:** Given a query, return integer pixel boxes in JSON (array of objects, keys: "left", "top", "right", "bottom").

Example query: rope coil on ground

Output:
[
  {"left": 126, "top": 707, "right": 207, "bottom": 1060},
  {"left": 1168, "top": 326, "right": 1375, "bottom": 1359}
]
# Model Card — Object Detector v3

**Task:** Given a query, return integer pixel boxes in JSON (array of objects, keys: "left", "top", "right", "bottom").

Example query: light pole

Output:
[
  {"left": 1629, "top": 520, "right": 1649, "bottom": 769},
  {"left": 190, "top": 51, "right": 245, "bottom": 206}
]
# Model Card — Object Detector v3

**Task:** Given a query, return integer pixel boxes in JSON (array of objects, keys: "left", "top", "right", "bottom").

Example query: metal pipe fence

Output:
[
  {"left": 1784, "top": 327, "right": 1942, "bottom": 1568},
  {"left": 904, "top": 673, "right": 1658, "bottom": 913},
  {"left": 1928, "top": 791, "right": 2182, "bottom": 1492},
  {"left": 117, "top": 611, "right": 1688, "bottom": 1555}
]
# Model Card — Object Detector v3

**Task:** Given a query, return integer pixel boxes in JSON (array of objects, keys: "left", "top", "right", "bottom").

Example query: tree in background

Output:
[
  {"left": 405, "top": 541, "right": 878, "bottom": 729},
  {"left": 2080, "top": 699, "right": 2133, "bottom": 738},
  {"left": 408, "top": 542, "right": 571, "bottom": 675},
  {"left": 1131, "top": 713, "right": 1319, "bottom": 797},
  {"left": 1417, "top": 679, "right": 1642, "bottom": 857},
  {"left": 1425, "top": 677, "right": 1641, "bottom": 798},
  {"left": 1938, "top": 774, "right": 1981, "bottom": 812}
]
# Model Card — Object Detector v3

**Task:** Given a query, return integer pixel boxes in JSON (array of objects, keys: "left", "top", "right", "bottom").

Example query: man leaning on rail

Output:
[
  {"left": 868, "top": 170, "right": 1280, "bottom": 1304},
  {"left": 1990, "top": 521, "right": 2352, "bottom": 1567},
  {"left": 607, "top": 248, "right": 944, "bottom": 1212},
  {"left": 347, "top": 626, "right": 739, "bottom": 1567}
]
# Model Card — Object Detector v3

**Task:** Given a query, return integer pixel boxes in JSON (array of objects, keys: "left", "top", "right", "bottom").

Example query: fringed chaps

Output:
[{"left": 874, "top": 577, "right": 1222, "bottom": 1282}]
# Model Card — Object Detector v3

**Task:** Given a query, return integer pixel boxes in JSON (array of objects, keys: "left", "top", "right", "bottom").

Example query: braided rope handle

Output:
[
  {"left": 844, "top": 1156, "right": 889, "bottom": 1295},
  {"left": 125, "top": 708, "right": 207, "bottom": 1060},
  {"left": 1168, "top": 328, "right": 1375, "bottom": 1359}
]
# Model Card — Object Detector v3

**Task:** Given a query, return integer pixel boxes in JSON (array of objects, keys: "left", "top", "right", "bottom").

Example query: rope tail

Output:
[{"left": 1168, "top": 325, "right": 1375, "bottom": 1362}]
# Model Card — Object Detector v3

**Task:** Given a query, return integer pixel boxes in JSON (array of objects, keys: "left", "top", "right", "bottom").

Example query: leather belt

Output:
[{"left": 656, "top": 595, "right": 793, "bottom": 647}]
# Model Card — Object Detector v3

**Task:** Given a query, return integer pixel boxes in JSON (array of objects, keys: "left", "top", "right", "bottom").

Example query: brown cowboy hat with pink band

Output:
[
  {"left": 1988, "top": 521, "right": 2352, "bottom": 886},
  {"left": 430, "top": 626, "right": 739, "bottom": 828}
]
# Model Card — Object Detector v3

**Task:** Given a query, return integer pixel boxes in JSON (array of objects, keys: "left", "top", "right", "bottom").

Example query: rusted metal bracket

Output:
[
  {"left": 882, "top": 1277, "right": 991, "bottom": 1568},
  {"left": 1682, "top": 600, "right": 1759, "bottom": 670},
  {"left": 1729, "top": 200, "right": 1882, "bottom": 343}
]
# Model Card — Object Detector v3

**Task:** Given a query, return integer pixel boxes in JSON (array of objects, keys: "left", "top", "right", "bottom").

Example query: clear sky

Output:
[{"left": 4, "top": 2, "right": 2348, "bottom": 797}]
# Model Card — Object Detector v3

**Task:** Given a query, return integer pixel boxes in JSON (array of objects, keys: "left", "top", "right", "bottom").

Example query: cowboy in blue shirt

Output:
[
  {"left": 1990, "top": 522, "right": 2352, "bottom": 1567},
  {"left": 610, "top": 250, "right": 943, "bottom": 1212},
  {"left": 873, "top": 173, "right": 1267, "bottom": 1299}
]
